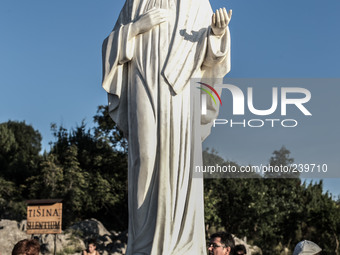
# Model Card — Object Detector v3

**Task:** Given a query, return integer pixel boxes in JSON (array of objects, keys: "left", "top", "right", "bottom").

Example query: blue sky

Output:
[{"left": 0, "top": 0, "right": 339, "bottom": 197}]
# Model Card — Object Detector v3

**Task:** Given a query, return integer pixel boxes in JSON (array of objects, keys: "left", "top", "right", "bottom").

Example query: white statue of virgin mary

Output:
[{"left": 102, "top": 0, "right": 231, "bottom": 254}]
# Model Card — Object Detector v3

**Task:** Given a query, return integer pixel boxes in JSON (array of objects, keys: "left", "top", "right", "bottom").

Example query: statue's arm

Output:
[
  {"left": 129, "top": 8, "right": 168, "bottom": 40},
  {"left": 200, "top": 7, "right": 232, "bottom": 140},
  {"left": 211, "top": 7, "right": 232, "bottom": 37},
  {"left": 114, "top": 8, "right": 168, "bottom": 64},
  {"left": 102, "top": 8, "right": 167, "bottom": 93},
  {"left": 202, "top": 7, "right": 232, "bottom": 69}
]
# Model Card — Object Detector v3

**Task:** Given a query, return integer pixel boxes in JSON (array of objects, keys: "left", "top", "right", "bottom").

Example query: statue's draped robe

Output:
[{"left": 102, "top": 0, "right": 230, "bottom": 254}]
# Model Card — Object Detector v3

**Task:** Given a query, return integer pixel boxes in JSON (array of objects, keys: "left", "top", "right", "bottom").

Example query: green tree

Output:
[
  {"left": 299, "top": 181, "right": 340, "bottom": 254},
  {"left": 47, "top": 107, "right": 128, "bottom": 229},
  {"left": 93, "top": 105, "right": 127, "bottom": 153},
  {"left": 265, "top": 146, "right": 297, "bottom": 178},
  {"left": 0, "top": 177, "right": 26, "bottom": 220},
  {"left": 0, "top": 121, "right": 42, "bottom": 185},
  {"left": 28, "top": 153, "right": 64, "bottom": 199},
  {"left": 0, "top": 121, "right": 42, "bottom": 221},
  {"left": 203, "top": 147, "right": 303, "bottom": 254},
  {"left": 61, "top": 145, "right": 89, "bottom": 225},
  {"left": 0, "top": 124, "right": 17, "bottom": 154}
]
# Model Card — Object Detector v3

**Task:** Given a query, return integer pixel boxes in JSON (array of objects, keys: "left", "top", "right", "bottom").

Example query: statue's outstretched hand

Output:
[
  {"left": 130, "top": 8, "right": 168, "bottom": 38},
  {"left": 211, "top": 8, "right": 232, "bottom": 36}
]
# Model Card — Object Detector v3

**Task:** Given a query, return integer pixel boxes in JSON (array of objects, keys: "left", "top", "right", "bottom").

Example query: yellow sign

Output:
[{"left": 27, "top": 203, "right": 62, "bottom": 234}]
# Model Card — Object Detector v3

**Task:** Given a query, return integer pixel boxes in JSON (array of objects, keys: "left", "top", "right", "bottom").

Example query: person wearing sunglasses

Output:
[{"left": 208, "top": 232, "right": 235, "bottom": 255}]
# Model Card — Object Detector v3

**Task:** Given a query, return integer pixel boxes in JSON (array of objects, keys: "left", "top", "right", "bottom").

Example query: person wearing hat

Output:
[{"left": 293, "top": 240, "right": 322, "bottom": 255}]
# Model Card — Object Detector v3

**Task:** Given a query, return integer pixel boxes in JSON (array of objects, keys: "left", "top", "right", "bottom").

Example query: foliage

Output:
[
  {"left": 0, "top": 121, "right": 42, "bottom": 185},
  {"left": 203, "top": 147, "right": 340, "bottom": 255},
  {"left": 34, "top": 106, "right": 129, "bottom": 229},
  {"left": 0, "top": 107, "right": 128, "bottom": 230},
  {"left": 93, "top": 105, "right": 127, "bottom": 153},
  {"left": 0, "top": 177, "right": 26, "bottom": 220}
]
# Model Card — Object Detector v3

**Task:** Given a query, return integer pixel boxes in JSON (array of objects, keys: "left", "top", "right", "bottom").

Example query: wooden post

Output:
[{"left": 54, "top": 234, "right": 57, "bottom": 255}]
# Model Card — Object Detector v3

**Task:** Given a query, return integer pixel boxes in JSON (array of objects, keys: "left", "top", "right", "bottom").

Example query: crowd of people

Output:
[{"left": 10, "top": 234, "right": 322, "bottom": 255}]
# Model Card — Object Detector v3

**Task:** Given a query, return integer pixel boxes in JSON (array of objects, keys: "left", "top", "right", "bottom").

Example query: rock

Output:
[
  {"left": 69, "top": 218, "right": 127, "bottom": 254},
  {"left": 234, "top": 236, "right": 252, "bottom": 255},
  {"left": 233, "top": 235, "right": 263, "bottom": 255},
  {"left": 38, "top": 232, "right": 85, "bottom": 254},
  {"left": 0, "top": 219, "right": 93, "bottom": 255},
  {"left": 70, "top": 218, "right": 111, "bottom": 239},
  {"left": 250, "top": 245, "right": 263, "bottom": 255},
  {"left": 0, "top": 219, "right": 30, "bottom": 255}
]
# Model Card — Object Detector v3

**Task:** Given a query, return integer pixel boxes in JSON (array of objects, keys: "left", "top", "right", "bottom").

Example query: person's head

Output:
[
  {"left": 235, "top": 244, "right": 247, "bottom": 255},
  {"left": 208, "top": 232, "right": 235, "bottom": 255},
  {"left": 293, "top": 240, "right": 322, "bottom": 255},
  {"left": 87, "top": 239, "right": 97, "bottom": 253},
  {"left": 12, "top": 239, "right": 40, "bottom": 255}
]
